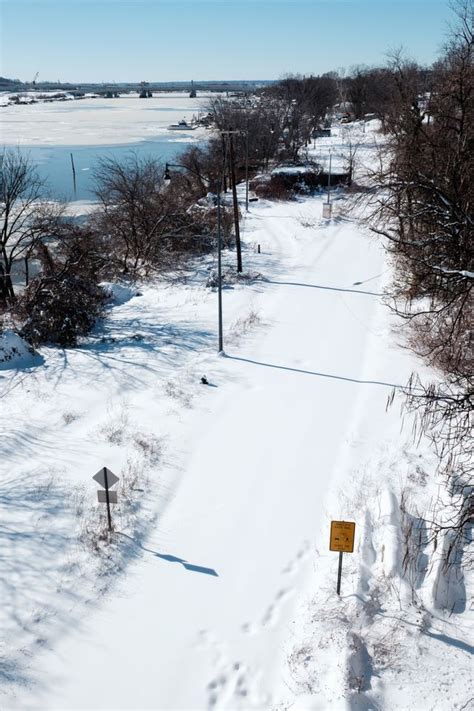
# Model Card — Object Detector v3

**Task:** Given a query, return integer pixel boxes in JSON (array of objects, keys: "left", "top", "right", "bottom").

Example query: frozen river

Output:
[
  {"left": 0, "top": 93, "right": 209, "bottom": 200},
  {"left": 16, "top": 139, "right": 204, "bottom": 201}
]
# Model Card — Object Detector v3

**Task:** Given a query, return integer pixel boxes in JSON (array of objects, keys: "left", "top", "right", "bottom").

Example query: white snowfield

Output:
[
  {"left": 0, "top": 93, "right": 207, "bottom": 146},
  {"left": 1, "top": 130, "right": 472, "bottom": 710}
]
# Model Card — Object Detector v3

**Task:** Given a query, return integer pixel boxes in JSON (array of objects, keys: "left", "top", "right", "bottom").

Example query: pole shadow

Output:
[
  {"left": 226, "top": 354, "right": 405, "bottom": 389},
  {"left": 115, "top": 532, "right": 218, "bottom": 577},
  {"left": 266, "top": 279, "right": 382, "bottom": 297}
]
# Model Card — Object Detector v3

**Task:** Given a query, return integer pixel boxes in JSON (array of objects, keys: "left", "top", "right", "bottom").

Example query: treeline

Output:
[
  {"left": 174, "top": 63, "right": 434, "bottom": 188},
  {"left": 365, "top": 2, "right": 473, "bottom": 560}
]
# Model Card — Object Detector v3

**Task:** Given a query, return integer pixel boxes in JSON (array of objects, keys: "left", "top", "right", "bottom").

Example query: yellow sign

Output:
[{"left": 330, "top": 520, "right": 355, "bottom": 553}]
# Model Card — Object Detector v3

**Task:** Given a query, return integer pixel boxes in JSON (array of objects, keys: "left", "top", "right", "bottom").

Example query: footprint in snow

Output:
[{"left": 281, "top": 540, "right": 311, "bottom": 575}]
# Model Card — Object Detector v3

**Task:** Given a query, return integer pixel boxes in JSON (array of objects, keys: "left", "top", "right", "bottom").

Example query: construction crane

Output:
[{"left": 31, "top": 72, "right": 39, "bottom": 86}]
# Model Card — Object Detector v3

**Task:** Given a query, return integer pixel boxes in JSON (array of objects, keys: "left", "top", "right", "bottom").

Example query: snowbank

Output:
[
  {"left": 0, "top": 330, "right": 43, "bottom": 370},
  {"left": 101, "top": 282, "right": 142, "bottom": 306},
  {"left": 1, "top": 120, "right": 471, "bottom": 711}
]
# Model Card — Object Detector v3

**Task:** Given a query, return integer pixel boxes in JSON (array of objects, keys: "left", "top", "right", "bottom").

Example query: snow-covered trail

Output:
[{"left": 10, "top": 199, "right": 400, "bottom": 710}]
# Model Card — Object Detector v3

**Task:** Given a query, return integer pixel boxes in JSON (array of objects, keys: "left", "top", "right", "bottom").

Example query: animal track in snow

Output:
[
  {"left": 241, "top": 621, "right": 257, "bottom": 635},
  {"left": 281, "top": 540, "right": 311, "bottom": 575},
  {"left": 206, "top": 661, "right": 267, "bottom": 710},
  {"left": 261, "top": 587, "right": 293, "bottom": 627},
  {"left": 195, "top": 628, "right": 226, "bottom": 666},
  {"left": 206, "top": 661, "right": 249, "bottom": 709}
]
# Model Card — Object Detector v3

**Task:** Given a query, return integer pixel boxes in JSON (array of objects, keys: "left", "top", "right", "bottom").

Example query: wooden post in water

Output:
[{"left": 70, "top": 153, "right": 77, "bottom": 196}]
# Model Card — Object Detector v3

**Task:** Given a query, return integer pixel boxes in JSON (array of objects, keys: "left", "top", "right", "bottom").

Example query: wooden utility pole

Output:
[
  {"left": 221, "top": 134, "right": 227, "bottom": 192},
  {"left": 228, "top": 132, "right": 242, "bottom": 273}
]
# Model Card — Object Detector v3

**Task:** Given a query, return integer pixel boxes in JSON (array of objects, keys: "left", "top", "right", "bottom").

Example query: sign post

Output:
[
  {"left": 337, "top": 551, "right": 343, "bottom": 595},
  {"left": 93, "top": 467, "right": 119, "bottom": 532},
  {"left": 329, "top": 520, "right": 356, "bottom": 596},
  {"left": 104, "top": 467, "right": 112, "bottom": 531}
]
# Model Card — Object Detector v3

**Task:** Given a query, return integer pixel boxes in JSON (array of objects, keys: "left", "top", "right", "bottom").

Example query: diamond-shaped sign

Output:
[{"left": 93, "top": 467, "right": 119, "bottom": 489}]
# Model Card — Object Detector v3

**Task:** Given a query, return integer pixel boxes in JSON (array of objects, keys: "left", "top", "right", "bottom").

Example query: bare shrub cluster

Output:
[
  {"left": 14, "top": 228, "right": 108, "bottom": 346},
  {"left": 367, "top": 2, "right": 473, "bottom": 564}
]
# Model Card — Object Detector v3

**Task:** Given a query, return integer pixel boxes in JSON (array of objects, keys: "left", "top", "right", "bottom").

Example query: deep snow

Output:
[{"left": 0, "top": 124, "right": 472, "bottom": 710}]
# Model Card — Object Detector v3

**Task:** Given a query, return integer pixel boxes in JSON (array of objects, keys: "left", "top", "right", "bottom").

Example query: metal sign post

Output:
[
  {"left": 104, "top": 468, "right": 112, "bottom": 531},
  {"left": 337, "top": 551, "right": 344, "bottom": 595},
  {"left": 93, "top": 467, "right": 119, "bottom": 532},
  {"left": 329, "top": 520, "right": 356, "bottom": 596}
]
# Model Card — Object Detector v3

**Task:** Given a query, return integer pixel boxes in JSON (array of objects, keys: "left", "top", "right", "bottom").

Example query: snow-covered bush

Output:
[
  {"left": 205, "top": 266, "right": 264, "bottom": 289},
  {"left": 0, "top": 329, "right": 42, "bottom": 369},
  {"left": 17, "top": 273, "right": 107, "bottom": 347},
  {"left": 101, "top": 282, "right": 141, "bottom": 306},
  {"left": 14, "top": 237, "right": 107, "bottom": 347}
]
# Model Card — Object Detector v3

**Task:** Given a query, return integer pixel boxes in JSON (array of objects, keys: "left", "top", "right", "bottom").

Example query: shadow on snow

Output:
[
  {"left": 226, "top": 354, "right": 405, "bottom": 389},
  {"left": 267, "top": 279, "right": 382, "bottom": 297},
  {"left": 115, "top": 531, "right": 218, "bottom": 577}
]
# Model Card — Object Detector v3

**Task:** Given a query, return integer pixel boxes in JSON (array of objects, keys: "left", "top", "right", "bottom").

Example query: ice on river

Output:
[{"left": 0, "top": 92, "right": 208, "bottom": 146}]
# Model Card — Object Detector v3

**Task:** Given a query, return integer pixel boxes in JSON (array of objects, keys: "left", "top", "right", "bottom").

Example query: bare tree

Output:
[
  {"left": 93, "top": 154, "right": 172, "bottom": 274},
  {"left": 364, "top": 3, "right": 473, "bottom": 562},
  {"left": 0, "top": 149, "right": 61, "bottom": 302},
  {"left": 341, "top": 126, "right": 362, "bottom": 186},
  {"left": 92, "top": 153, "right": 225, "bottom": 275},
  {"left": 347, "top": 65, "right": 369, "bottom": 119}
]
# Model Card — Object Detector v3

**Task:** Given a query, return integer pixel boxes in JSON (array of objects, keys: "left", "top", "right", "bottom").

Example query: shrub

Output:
[
  {"left": 250, "top": 174, "right": 295, "bottom": 201},
  {"left": 15, "top": 234, "right": 107, "bottom": 347},
  {"left": 18, "top": 273, "right": 107, "bottom": 347}
]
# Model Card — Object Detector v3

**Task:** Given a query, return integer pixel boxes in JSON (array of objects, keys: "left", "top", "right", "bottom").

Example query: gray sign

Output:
[
  {"left": 93, "top": 467, "right": 119, "bottom": 489},
  {"left": 97, "top": 490, "right": 118, "bottom": 504}
]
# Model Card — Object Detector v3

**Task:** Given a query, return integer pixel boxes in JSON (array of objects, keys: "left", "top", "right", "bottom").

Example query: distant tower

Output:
[{"left": 189, "top": 80, "right": 196, "bottom": 98}]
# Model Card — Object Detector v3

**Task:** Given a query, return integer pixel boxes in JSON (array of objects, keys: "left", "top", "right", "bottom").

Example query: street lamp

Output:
[
  {"left": 245, "top": 126, "right": 249, "bottom": 212},
  {"left": 243, "top": 95, "right": 252, "bottom": 213},
  {"left": 220, "top": 128, "right": 246, "bottom": 272},
  {"left": 164, "top": 162, "right": 224, "bottom": 353},
  {"left": 327, "top": 149, "right": 332, "bottom": 205},
  {"left": 322, "top": 149, "right": 333, "bottom": 219}
]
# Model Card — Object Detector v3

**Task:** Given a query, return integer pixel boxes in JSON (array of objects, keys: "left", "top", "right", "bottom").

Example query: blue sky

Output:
[{"left": 1, "top": 0, "right": 453, "bottom": 83}]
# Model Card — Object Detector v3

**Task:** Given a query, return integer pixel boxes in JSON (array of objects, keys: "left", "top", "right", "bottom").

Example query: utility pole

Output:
[
  {"left": 221, "top": 134, "right": 227, "bottom": 192},
  {"left": 245, "top": 94, "right": 250, "bottom": 212},
  {"left": 228, "top": 132, "right": 242, "bottom": 273},
  {"left": 220, "top": 130, "right": 243, "bottom": 273},
  {"left": 322, "top": 150, "right": 333, "bottom": 219},
  {"left": 216, "top": 181, "right": 224, "bottom": 353},
  {"left": 164, "top": 162, "right": 224, "bottom": 353},
  {"left": 245, "top": 127, "right": 249, "bottom": 212},
  {"left": 327, "top": 150, "right": 332, "bottom": 205}
]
